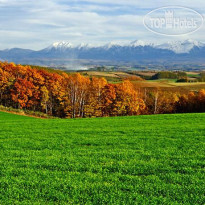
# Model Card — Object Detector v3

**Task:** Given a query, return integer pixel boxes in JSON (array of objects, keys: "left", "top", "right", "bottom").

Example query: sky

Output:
[{"left": 0, "top": 0, "right": 204, "bottom": 50}]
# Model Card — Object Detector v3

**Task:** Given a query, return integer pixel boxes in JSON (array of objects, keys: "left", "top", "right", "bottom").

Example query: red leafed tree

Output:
[
  {"left": 11, "top": 78, "right": 38, "bottom": 109},
  {"left": 0, "top": 68, "right": 10, "bottom": 102}
]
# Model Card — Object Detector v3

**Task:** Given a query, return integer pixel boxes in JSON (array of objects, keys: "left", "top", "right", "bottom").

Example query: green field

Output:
[{"left": 0, "top": 112, "right": 205, "bottom": 204}]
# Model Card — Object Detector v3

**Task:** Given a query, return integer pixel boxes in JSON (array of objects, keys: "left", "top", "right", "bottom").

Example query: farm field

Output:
[
  {"left": 80, "top": 71, "right": 205, "bottom": 91},
  {"left": 0, "top": 112, "right": 205, "bottom": 204},
  {"left": 133, "top": 81, "right": 205, "bottom": 91}
]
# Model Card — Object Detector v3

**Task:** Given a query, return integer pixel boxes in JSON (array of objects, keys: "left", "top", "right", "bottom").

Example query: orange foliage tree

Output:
[{"left": 0, "top": 61, "right": 204, "bottom": 118}]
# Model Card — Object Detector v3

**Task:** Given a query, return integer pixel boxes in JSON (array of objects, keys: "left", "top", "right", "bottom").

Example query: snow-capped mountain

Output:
[
  {"left": 46, "top": 42, "right": 94, "bottom": 51},
  {"left": 155, "top": 39, "right": 205, "bottom": 54},
  {"left": 44, "top": 42, "right": 74, "bottom": 52},
  {"left": 48, "top": 42, "right": 74, "bottom": 49},
  {"left": 45, "top": 39, "right": 205, "bottom": 54},
  {"left": 129, "top": 40, "right": 152, "bottom": 47},
  {"left": 76, "top": 43, "right": 93, "bottom": 50},
  {"left": 46, "top": 40, "right": 153, "bottom": 50},
  {"left": 0, "top": 39, "right": 205, "bottom": 67},
  {"left": 103, "top": 42, "right": 122, "bottom": 50}
]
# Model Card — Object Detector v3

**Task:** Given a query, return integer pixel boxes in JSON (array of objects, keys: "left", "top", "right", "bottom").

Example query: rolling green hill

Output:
[{"left": 0, "top": 112, "right": 205, "bottom": 204}]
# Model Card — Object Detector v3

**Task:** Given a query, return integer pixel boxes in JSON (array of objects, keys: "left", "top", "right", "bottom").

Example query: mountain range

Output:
[{"left": 0, "top": 39, "right": 205, "bottom": 68}]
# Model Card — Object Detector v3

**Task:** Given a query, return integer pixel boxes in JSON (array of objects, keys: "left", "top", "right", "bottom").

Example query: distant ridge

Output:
[{"left": 0, "top": 39, "right": 205, "bottom": 67}]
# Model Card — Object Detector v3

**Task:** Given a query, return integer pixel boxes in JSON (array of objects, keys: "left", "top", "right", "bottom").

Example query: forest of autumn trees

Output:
[
  {"left": 0, "top": 62, "right": 145, "bottom": 118},
  {"left": 0, "top": 61, "right": 204, "bottom": 118}
]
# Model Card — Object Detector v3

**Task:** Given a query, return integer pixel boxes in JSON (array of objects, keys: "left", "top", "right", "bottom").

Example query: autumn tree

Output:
[
  {"left": 61, "top": 73, "right": 90, "bottom": 118},
  {"left": 0, "top": 68, "right": 10, "bottom": 103},
  {"left": 11, "top": 78, "right": 37, "bottom": 109},
  {"left": 85, "top": 77, "right": 107, "bottom": 117},
  {"left": 114, "top": 80, "right": 145, "bottom": 116},
  {"left": 0, "top": 61, "right": 203, "bottom": 118}
]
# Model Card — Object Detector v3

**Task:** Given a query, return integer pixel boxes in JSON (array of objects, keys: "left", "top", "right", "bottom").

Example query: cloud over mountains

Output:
[{"left": 0, "top": 0, "right": 204, "bottom": 50}]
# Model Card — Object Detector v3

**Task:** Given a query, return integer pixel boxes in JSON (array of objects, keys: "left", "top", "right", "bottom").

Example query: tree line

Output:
[
  {"left": 0, "top": 62, "right": 204, "bottom": 118},
  {"left": 151, "top": 71, "right": 187, "bottom": 80},
  {"left": 0, "top": 62, "right": 145, "bottom": 118}
]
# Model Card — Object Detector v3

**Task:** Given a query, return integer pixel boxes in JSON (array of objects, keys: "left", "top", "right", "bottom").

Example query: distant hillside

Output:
[{"left": 0, "top": 39, "right": 205, "bottom": 68}]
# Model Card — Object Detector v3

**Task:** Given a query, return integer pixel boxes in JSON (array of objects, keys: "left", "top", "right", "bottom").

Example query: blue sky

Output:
[{"left": 0, "top": 0, "right": 204, "bottom": 50}]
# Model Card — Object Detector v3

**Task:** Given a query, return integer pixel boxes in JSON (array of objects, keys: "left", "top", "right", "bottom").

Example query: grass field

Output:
[{"left": 0, "top": 112, "right": 205, "bottom": 204}]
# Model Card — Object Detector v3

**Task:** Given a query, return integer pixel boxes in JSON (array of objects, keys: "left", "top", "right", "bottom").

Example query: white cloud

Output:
[{"left": 0, "top": 0, "right": 204, "bottom": 49}]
